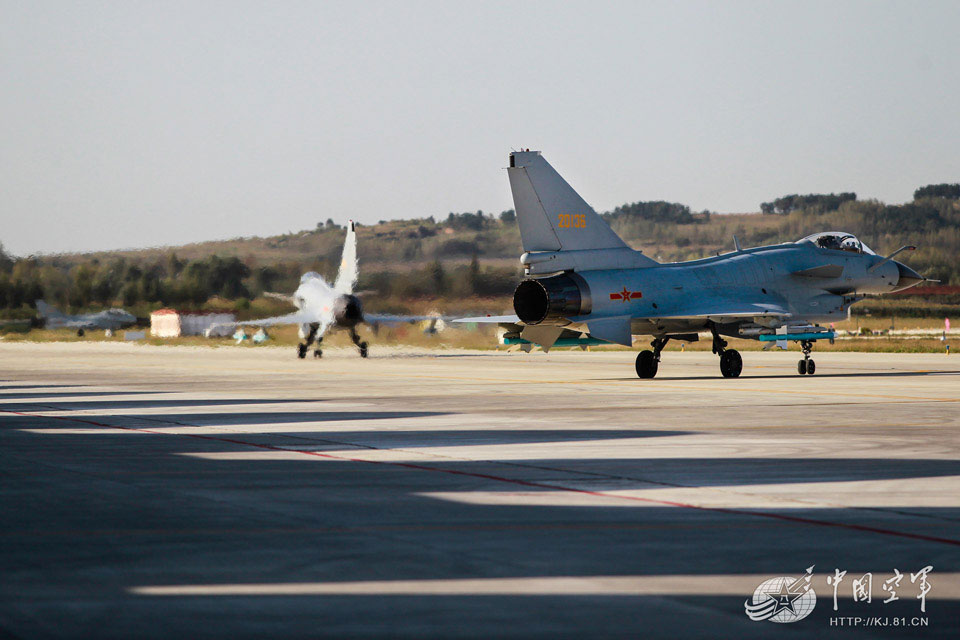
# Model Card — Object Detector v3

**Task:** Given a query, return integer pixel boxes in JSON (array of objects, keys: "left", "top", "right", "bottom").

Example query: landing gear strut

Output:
[
  {"left": 297, "top": 323, "right": 319, "bottom": 359},
  {"left": 350, "top": 328, "right": 368, "bottom": 358},
  {"left": 711, "top": 325, "right": 742, "bottom": 378},
  {"left": 313, "top": 336, "right": 323, "bottom": 359},
  {"left": 798, "top": 340, "right": 816, "bottom": 375},
  {"left": 635, "top": 336, "right": 669, "bottom": 379}
]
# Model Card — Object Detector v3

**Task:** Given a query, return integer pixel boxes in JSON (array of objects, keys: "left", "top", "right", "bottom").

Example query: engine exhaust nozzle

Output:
[{"left": 513, "top": 273, "right": 590, "bottom": 324}]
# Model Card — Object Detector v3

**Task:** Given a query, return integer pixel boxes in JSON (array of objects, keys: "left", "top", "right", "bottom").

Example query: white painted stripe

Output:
[{"left": 132, "top": 573, "right": 959, "bottom": 598}]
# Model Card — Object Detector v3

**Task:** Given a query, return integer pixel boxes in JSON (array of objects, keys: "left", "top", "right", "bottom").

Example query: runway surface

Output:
[{"left": 1, "top": 341, "right": 959, "bottom": 638}]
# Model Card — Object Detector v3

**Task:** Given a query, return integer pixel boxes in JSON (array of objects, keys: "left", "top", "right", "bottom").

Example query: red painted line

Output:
[{"left": 4, "top": 408, "right": 960, "bottom": 548}]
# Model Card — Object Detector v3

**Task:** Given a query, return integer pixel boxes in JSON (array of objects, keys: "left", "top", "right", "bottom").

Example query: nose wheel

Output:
[
  {"left": 798, "top": 340, "right": 816, "bottom": 375},
  {"left": 635, "top": 350, "right": 658, "bottom": 378},
  {"left": 635, "top": 337, "right": 669, "bottom": 379}
]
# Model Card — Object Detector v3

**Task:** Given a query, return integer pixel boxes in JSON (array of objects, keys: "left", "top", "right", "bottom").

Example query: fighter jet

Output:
[
  {"left": 457, "top": 150, "right": 928, "bottom": 377},
  {"left": 230, "top": 221, "right": 439, "bottom": 359},
  {"left": 36, "top": 300, "right": 136, "bottom": 336}
]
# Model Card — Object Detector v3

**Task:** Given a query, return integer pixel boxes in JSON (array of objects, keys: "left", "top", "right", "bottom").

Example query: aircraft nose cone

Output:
[{"left": 893, "top": 261, "right": 923, "bottom": 291}]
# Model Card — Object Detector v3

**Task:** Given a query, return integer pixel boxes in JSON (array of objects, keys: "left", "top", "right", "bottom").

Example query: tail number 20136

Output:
[{"left": 558, "top": 214, "right": 586, "bottom": 229}]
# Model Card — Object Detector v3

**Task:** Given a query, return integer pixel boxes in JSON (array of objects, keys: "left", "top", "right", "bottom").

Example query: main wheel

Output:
[
  {"left": 313, "top": 349, "right": 322, "bottom": 358},
  {"left": 797, "top": 359, "right": 807, "bottom": 375},
  {"left": 359, "top": 342, "right": 368, "bottom": 358},
  {"left": 297, "top": 343, "right": 307, "bottom": 359},
  {"left": 806, "top": 359, "right": 816, "bottom": 375},
  {"left": 635, "top": 350, "right": 658, "bottom": 378},
  {"left": 77, "top": 328, "right": 85, "bottom": 337},
  {"left": 720, "top": 349, "right": 742, "bottom": 378}
]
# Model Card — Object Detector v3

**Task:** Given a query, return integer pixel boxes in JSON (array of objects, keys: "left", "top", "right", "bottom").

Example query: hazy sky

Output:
[{"left": 2, "top": 1, "right": 959, "bottom": 256}]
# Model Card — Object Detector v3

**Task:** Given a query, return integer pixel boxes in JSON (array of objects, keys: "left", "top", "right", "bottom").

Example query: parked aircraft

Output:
[
  {"left": 457, "top": 151, "right": 928, "bottom": 377},
  {"left": 36, "top": 300, "right": 136, "bottom": 336},
  {"left": 229, "top": 221, "right": 439, "bottom": 359}
]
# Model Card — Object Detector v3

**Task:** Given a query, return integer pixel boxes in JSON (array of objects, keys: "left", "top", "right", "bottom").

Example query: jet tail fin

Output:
[
  {"left": 334, "top": 220, "right": 358, "bottom": 294},
  {"left": 508, "top": 151, "right": 629, "bottom": 253}
]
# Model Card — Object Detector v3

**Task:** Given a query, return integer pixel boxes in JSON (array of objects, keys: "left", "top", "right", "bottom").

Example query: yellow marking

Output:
[{"left": 557, "top": 213, "right": 586, "bottom": 229}]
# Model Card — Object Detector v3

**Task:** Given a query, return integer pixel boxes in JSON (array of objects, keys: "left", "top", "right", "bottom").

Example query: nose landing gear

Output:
[
  {"left": 635, "top": 336, "right": 669, "bottom": 378},
  {"left": 798, "top": 340, "right": 816, "bottom": 375}
]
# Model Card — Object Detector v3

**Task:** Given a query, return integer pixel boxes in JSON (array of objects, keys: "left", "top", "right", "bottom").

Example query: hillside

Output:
[
  {"left": 42, "top": 194, "right": 960, "bottom": 277},
  {"left": 2, "top": 188, "right": 958, "bottom": 319}
]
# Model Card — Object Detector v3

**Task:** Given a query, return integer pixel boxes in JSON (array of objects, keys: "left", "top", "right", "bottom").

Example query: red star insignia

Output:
[{"left": 609, "top": 286, "right": 642, "bottom": 302}]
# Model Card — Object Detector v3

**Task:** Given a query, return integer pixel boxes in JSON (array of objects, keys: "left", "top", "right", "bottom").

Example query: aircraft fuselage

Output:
[{"left": 517, "top": 241, "right": 919, "bottom": 338}]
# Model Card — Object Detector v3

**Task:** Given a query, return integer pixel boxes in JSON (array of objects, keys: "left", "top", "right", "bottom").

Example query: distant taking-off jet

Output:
[
  {"left": 229, "top": 221, "right": 440, "bottom": 359},
  {"left": 36, "top": 300, "right": 136, "bottom": 336},
  {"left": 458, "top": 151, "right": 928, "bottom": 377}
]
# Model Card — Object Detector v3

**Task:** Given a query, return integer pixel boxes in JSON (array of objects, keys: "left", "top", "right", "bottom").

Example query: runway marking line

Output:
[
  {"left": 3, "top": 407, "right": 960, "bottom": 549},
  {"left": 306, "top": 368, "right": 960, "bottom": 404},
  {"left": 83, "top": 354, "right": 959, "bottom": 403},
  {"left": 282, "top": 368, "right": 960, "bottom": 405},
  {"left": 0, "top": 519, "right": 822, "bottom": 539}
]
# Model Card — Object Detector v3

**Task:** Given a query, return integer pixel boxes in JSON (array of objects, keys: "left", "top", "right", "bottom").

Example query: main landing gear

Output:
[
  {"left": 797, "top": 340, "right": 816, "bottom": 375},
  {"left": 350, "top": 328, "right": 368, "bottom": 358},
  {"left": 297, "top": 324, "right": 368, "bottom": 359},
  {"left": 711, "top": 326, "right": 742, "bottom": 378},
  {"left": 297, "top": 323, "right": 319, "bottom": 359},
  {"left": 635, "top": 336, "right": 669, "bottom": 379}
]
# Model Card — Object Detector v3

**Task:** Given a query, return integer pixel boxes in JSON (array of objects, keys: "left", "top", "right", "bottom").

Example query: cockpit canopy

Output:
[
  {"left": 300, "top": 271, "right": 322, "bottom": 284},
  {"left": 797, "top": 232, "right": 875, "bottom": 255}
]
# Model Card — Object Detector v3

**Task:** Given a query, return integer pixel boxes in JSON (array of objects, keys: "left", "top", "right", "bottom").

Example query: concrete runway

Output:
[{"left": 1, "top": 341, "right": 959, "bottom": 639}]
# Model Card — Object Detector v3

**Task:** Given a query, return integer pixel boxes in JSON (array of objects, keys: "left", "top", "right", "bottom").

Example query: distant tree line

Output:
[
  {"left": 445, "top": 210, "right": 489, "bottom": 231},
  {"left": 761, "top": 193, "right": 857, "bottom": 215},
  {"left": 0, "top": 242, "right": 519, "bottom": 317},
  {"left": 2, "top": 183, "right": 959, "bottom": 316},
  {"left": 0, "top": 251, "right": 255, "bottom": 314},
  {"left": 361, "top": 254, "right": 519, "bottom": 301},
  {"left": 914, "top": 183, "right": 960, "bottom": 200},
  {"left": 603, "top": 201, "right": 709, "bottom": 224}
]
